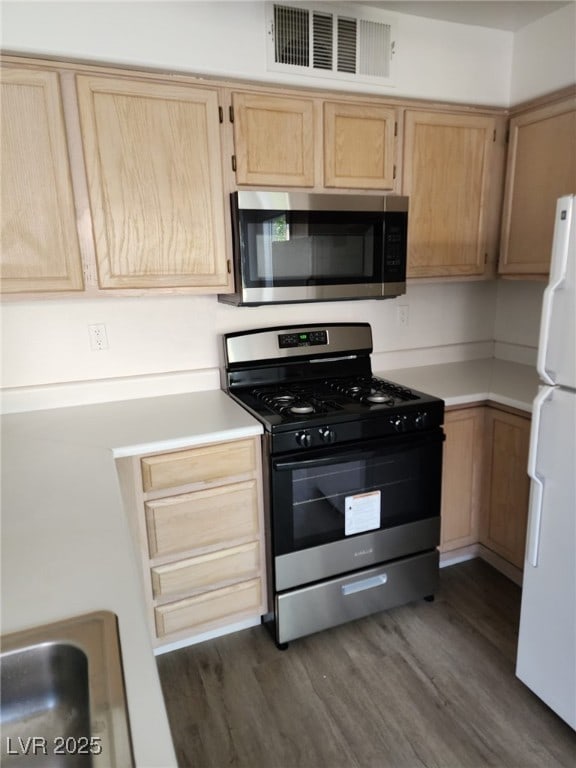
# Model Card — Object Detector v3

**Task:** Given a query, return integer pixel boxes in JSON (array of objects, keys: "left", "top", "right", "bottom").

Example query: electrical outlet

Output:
[
  {"left": 397, "top": 305, "right": 409, "bottom": 328},
  {"left": 88, "top": 323, "right": 109, "bottom": 351}
]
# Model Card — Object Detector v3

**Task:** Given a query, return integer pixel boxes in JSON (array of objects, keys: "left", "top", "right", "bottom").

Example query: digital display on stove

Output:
[{"left": 278, "top": 330, "right": 328, "bottom": 348}]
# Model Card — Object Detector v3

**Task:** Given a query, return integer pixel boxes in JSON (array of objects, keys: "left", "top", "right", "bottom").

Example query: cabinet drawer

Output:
[
  {"left": 151, "top": 542, "right": 260, "bottom": 598},
  {"left": 155, "top": 579, "right": 261, "bottom": 637},
  {"left": 145, "top": 480, "right": 259, "bottom": 558},
  {"left": 141, "top": 439, "right": 256, "bottom": 492}
]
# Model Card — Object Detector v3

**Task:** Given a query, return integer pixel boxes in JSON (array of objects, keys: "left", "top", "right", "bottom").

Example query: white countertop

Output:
[
  {"left": 1, "top": 389, "right": 262, "bottom": 768},
  {"left": 379, "top": 358, "right": 539, "bottom": 413}
]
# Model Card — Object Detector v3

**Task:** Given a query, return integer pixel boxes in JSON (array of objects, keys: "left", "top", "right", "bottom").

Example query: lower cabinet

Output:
[
  {"left": 117, "top": 435, "right": 266, "bottom": 647},
  {"left": 440, "top": 404, "right": 531, "bottom": 571},
  {"left": 439, "top": 407, "right": 485, "bottom": 551},
  {"left": 480, "top": 407, "right": 531, "bottom": 569}
]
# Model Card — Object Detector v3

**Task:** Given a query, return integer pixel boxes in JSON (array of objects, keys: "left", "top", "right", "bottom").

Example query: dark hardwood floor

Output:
[{"left": 157, "top": 559, "right": 576, "bottom": 768}]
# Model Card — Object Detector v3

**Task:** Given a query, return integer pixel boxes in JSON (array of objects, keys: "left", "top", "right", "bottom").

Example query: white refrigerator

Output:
[{"left": 516, "top": 194, "right": 576, "bottom": 730}]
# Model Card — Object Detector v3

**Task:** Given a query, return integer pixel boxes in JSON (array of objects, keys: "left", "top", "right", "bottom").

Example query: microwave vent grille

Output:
[{"left": 267, "top": 2, "right": 396, "bottom": 85}]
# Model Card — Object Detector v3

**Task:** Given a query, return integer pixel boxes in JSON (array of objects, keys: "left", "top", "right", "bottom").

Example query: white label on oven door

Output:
[{"left": 345, "top": 490, "right": 381, "bottom": 535}]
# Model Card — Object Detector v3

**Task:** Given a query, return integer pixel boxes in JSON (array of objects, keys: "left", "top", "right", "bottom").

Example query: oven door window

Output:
[
  {"left": 239, "top": 210, "right": 384, "bottom": 287},
  {"left": 271, "top": 432, "right": 443, "bottom": 555}
]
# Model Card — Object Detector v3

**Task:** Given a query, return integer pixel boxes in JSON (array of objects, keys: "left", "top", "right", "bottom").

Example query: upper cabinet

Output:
[
  {"left": 402, "top": 110, "right": 500, "bottom": 278},
  {"left": 76, "top": 76, "right": 230, "bottom": 290},
  {"left": 230, "top": 90, "right": 399, "bottom": 191},
  {"left": 0, "top": 68, "right": 84, "bottom": 293},
  {"left": 499, "top": 92, "right": 576, "bottom": 276},
  {"left": 231, "top": 92, "right": 316, "bottom": 187},
  {"left": 323, "top": 101, "right": 396, "bottom": 189}
]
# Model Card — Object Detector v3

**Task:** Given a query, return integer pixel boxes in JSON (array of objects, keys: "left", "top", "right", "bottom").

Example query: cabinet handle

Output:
[
  {"left": 231, "top": 155, "right": 237, "bottom": 172},
  {"left": 342, "top": 573, "right": 387, "bottom": 596}
]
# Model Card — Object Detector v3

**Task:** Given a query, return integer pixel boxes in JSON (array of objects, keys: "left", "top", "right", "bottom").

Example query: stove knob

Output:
[
  {"left": 390, "top": 415, "right": 407, "bottom": 433},
  {"left": 319, "top": 427, "right": 336, "bottom": 444},
  {"left": 414, "top": 411, "right": 428, "bottom": 429},
  {"left": 296, "top": 430, "right": 313, "bottom": 448}
]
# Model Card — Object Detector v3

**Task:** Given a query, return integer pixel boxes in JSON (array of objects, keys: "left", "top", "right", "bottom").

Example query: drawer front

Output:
[
  {"left": 155, "top": 579, "right": 261, "bottom": 637},
  {"left": 151, "top": 542, "right": 260, "bottom": 598},
  {"left": 141, "top": 439, "right": 256, "bottom": 491},
  {"left": 276, "top": 550, "right": 439, "bottom": 644},
  {"left": 145, "top": 480, "right": 259, "bottom": 558}
]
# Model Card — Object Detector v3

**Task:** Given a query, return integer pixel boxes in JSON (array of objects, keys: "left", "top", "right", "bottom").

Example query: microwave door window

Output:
[
  {"left": 241, "top": 211, "right": 382, "bottom": 286},
  {"left": 254, "top": 214, "right": 291, "bottom": 281}
]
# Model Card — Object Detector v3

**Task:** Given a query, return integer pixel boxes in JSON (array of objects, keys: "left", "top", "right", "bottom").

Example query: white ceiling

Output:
[{"left": 361, "top": 1, "right": 574, "bottom": 31}]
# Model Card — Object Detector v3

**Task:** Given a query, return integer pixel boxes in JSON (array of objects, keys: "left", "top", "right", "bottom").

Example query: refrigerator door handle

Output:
[
  {"left": 537, "top": 196, "right": 572, "bottom": 385},
  {"left": 526, "top": 386, "right": 554, "bottom": 567}
]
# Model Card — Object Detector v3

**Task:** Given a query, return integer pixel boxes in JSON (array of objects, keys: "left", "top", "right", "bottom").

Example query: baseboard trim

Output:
[
  {"left": 439, "top": 544, "right": 480, "bottom": 567},
  {"left": 153, "top": 615, "right": 261, "bottom": 655},
  {"left": 440, "top": 543, "right": 523, "bottom": 586}
]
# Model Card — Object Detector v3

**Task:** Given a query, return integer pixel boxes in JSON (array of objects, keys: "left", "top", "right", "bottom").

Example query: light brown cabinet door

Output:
[
  {"left": 76, "top": 76, "right": 229, "bottom": 289},
  {"left": 403, "top": 110, "right": 496, "bottom": 277},
  {"left": 145, "top": 480, "right": 259, "bottom": 558},
  {"left": 440, "top": 407, "right": 485, "bottom": 552},
  {"left": 499, "top": 96, "right": 576, "bottom": 275},
  {"left": 151, "top": 542, "right": 260, "bottom": 599},
  {"left": 323, "top": 102, "right": 397, "bottom": 189},
  {"left": 155, "top": 579, "right": 261, "bottom": 638},
  {"left": 481, "top": 408, "right": 531, "bottom": 569},
  {"left": 0, "top": 68, "right": 84, "bottom": 293},
  {"left": 232, "top": 92, "right": 316, "bottom": 187},
  {"left": 140, "top": 439, "right": 256, "bottom": 492}
]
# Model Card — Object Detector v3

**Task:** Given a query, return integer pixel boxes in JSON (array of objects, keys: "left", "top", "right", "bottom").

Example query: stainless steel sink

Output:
[{"left": 0, "top": 611, "right": 133, "bottom": 767}]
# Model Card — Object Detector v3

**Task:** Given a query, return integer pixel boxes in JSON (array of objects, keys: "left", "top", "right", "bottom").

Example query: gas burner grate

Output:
[
  {"left": 326, "top": 376, "right": 419, "bottom": 405},
  {"left": 251, "top": 386, "right": 344, "bottom": 418}
]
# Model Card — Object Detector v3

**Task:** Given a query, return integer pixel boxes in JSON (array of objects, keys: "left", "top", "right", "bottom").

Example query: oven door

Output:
[{"left": 271, "top": 429, "right": 444, "bottom": 591}]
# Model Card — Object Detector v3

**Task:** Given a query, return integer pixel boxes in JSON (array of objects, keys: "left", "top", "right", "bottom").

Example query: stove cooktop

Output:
[
  {"left": 246, "top": 376, "right": 418, "bottom": 422},
  {"left": 229, "top": 375, "right": 440, "bottom": 430},
  {"left": 223, "top": 323, "right": 445, "bottom": 450}
]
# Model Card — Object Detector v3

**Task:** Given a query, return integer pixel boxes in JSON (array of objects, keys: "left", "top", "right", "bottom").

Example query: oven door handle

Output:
[
  {"left": 273, "top": 451, "right": 372, "bottom": 471},
  {"left": 273, "top": 441, "right": 407, "bottom": 471},
  {"left": 342, "top": 573, "right": 388, "bottom": 596}
]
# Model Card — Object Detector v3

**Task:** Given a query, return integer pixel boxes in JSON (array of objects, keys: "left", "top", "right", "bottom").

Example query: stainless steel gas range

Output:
[{"left": 222, "top": 323, "right": 445, "bottom": 648}]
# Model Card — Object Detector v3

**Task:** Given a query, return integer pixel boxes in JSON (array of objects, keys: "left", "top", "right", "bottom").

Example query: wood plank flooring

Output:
[{"left": 157, "top": 559, "right": 576, "bottom": 768}]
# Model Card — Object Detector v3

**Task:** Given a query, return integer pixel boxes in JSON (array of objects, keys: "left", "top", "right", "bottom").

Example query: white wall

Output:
[
  {"left": 493, "top": 281, "right": 546, "bottom": 365},
  {"left": 1, "top": 282, "right": 496, "bottom": 405},
  {"left": 510, "top": 2, "right": 576, "bottom": 105},
  {"left": 2, "top": 1, "right": 512, "bottom": 105}
]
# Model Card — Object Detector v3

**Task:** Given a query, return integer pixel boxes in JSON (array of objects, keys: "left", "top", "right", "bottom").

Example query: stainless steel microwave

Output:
[{"left": 218, "top": 191, "right": 408, "bottom": 306}]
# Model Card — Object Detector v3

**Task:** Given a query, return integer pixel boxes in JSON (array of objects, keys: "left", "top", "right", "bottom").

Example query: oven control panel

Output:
[{"left": 278, "top": 330, "right": 328, "bottom": 348}]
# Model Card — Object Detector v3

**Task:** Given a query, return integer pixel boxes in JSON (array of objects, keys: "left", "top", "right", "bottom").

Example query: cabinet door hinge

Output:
[
  {"left": 218, "top": 106, "right": 224, "bottom": 124},
  {"left": 231, "top": 155, "right": 237, "bottom": 172},
  {"left": 229, "top": 105, "right": 234, "bottom": 123}
]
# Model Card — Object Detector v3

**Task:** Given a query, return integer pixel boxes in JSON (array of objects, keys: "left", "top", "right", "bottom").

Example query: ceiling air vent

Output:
[{"left": 267, "top": 2, "right": 396, "bottom": 85}]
